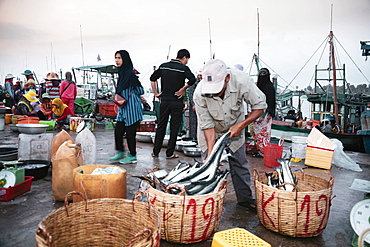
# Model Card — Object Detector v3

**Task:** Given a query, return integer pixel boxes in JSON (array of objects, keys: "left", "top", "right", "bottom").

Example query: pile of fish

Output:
[
  {"left": 135, "top": 132, "right": 231, "bottom": 195},
  {"left": 265, "top": 158, "right": 297, "bottom": 191}
]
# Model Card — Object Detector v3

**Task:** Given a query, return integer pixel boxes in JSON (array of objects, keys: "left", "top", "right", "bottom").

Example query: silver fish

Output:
[
  {"left": 276, "top": 158, "right": 296, "bottom": 191},
  {"left": 188, "top": 132, "right": 231, "bottom": 184},
  {"left": 163, "top": 161, "right": 192, "bottom": 182}
]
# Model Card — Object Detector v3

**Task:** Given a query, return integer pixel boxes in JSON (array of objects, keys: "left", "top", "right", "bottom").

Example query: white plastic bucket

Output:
[{"left": 292, "top": 136, "right": 307, "bottom": 158}]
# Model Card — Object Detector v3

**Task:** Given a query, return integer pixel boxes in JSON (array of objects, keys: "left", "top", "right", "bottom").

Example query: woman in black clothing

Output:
[{"left": 252, "top": 68, "right": 276, "bottom": 157}]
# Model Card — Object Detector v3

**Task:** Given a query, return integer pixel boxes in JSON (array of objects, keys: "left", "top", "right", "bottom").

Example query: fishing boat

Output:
[{"left": 271, "top": 30, "right": 370, "bottom": 153}]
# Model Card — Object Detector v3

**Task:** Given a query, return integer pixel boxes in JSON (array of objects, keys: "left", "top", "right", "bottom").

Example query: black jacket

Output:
[{"left": 150, "top": 59, "right": 196, "bottom": 101}]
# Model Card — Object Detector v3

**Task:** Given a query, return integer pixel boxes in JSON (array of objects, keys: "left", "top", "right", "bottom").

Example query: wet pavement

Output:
[{"left": 0, "top": 123, "right": 369, "bottom": 247}]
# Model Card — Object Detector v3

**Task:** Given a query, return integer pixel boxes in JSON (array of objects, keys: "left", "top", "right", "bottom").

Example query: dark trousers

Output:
[
  {"left": 114, "top": 121, "right": 140, "bottom": 156},
  {"left": 201, "top": 144, "right": 253, "bottom": 204},
  {"left": 153, "top": 100, "right": 183, "bottom": 157}
]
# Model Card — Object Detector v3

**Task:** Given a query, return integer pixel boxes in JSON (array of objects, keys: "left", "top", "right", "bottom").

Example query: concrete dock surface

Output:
[{"left": 0, "top": 125, "right": 369, "bottom": 247}]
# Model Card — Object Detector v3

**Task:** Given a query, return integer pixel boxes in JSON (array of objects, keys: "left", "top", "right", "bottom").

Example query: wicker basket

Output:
[
  {"left": 35, "top": 191, "right": 161, "bottom": 247},
  {"left": 253, "top": 168, "right": 334, "bottom": 237},
  {"left": 147, "top": 181, "right": 227, "bottom": 244}
]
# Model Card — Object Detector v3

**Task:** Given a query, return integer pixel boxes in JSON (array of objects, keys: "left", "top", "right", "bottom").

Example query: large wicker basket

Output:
[
  {"left": 36, "top": 191, "right": 161, "bottom": 247},
  {"left": 147, "top": 181, "right": 227, "bottom": 244},
  {"left": 254, "top": 169, "right": 334, "bottom": 237}
]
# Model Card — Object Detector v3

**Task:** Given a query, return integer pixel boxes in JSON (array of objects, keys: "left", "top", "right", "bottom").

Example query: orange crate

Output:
[
  {"left": 0, "top": 176, "right": 34, "bottom": 201},
  {"left": 99, "top": 103, "right": 117, "bottom": 117}
]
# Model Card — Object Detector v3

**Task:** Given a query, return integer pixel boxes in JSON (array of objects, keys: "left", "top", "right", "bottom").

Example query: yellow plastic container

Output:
[
  {"left": 305, "top": 145, "right": 334, "bottom": 169},
  {"left": 212, "top": 228, "right": 271, "bottom": 247},
  {"left": 5, "top": 114, "right": 13, "bottom": 124}
]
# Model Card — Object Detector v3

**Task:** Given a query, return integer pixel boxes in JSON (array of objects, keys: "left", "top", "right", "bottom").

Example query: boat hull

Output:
[{"left": 271, "top": 124, "right": 365, "bottom": 153}]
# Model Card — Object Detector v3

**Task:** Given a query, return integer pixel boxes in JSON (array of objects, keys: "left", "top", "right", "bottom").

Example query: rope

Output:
[
  {"left": 282, "top": 36, "right": 329, "bottom": 93},
  {"left": 334, "top": 36, "right": 370, "bottom": 83}
]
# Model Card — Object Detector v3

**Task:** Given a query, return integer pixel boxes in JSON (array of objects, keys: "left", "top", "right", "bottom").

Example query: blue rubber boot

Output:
[{"left": 109, "top": 150, "right": 125, "bottom": 161}]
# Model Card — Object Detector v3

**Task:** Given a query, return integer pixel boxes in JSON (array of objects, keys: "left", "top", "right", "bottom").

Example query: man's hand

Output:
[
  {"left": 174, "top": 88, "right": 185, "bottom": 99},
  {"left": 228, "top": 122, "right": 244, "bottom": 139},
  {"left": 228, "top": 109, "right": 264, "bottom": 139},
  {"left": 154, "top": 92, "right": 162, "bottom": 98}
]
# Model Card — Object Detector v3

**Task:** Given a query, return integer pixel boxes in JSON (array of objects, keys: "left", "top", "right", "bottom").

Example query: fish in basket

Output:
[
  {"left": 133, "top": 133, "right": 231, "bottom": 244},
  {"left": 253, "top": 161, "right": 335, "bottom": 238}
]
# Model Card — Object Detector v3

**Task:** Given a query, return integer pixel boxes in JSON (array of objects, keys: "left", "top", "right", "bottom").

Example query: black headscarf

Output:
[
  {"left": 65, "top": 72, "right": 75, "bottom": 84},
  {"left": 257, "top": 68, "right": 276, "bottom": 117},
  {"left": 115, "top": 50, "right": 142, "bottom": 93}
]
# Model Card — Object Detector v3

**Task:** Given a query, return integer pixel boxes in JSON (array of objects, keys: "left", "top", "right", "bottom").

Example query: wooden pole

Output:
[{"left": 330, "top": 31, "right": 339, "bottom": 125}]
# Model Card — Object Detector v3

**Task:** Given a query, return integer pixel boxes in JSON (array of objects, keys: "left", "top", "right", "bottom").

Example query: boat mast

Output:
[
  {"left": 257, "top": 8, "right": 260, "bottom": 59},
  {"left": 208, "top": 18, "right": 213, "bottom": 60},
  {"left": 329, "top": 5, "right": 339, "bottom": 125}
]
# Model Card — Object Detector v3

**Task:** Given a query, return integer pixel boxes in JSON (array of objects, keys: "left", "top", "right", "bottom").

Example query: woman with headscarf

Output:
[
  {"left": 14, "top": 91, "right": 39, "bottom": 116},
  {"left": 109, "top": 50, "right": 144, "bottom": 164},
  {"left": 60, "top": 71, "right": 77, "bottom": 115},
  {"left": 252, "top": 68, "right": 276, "bottom": 157},
  {"left": 51, "top": 98, "right": 75, "bottom": 129}
]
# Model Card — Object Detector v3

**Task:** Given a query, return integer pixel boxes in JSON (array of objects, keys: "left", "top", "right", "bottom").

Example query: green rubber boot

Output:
[
  {"left": 109, "top": 150, "right": 125, "bottom": 161},
  {"left": 119, "top": 153, "right": 137, "bottom": 164}
]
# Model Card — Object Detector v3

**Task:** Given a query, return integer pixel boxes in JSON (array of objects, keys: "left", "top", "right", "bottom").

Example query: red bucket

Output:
[{"left": 263, "top": 140, "right": 284, "bottom": 167}]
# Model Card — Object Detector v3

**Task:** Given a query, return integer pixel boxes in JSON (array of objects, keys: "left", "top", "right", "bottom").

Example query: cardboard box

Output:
[{"left": 305, "top": 145, "right": 334, "bottom": 169}]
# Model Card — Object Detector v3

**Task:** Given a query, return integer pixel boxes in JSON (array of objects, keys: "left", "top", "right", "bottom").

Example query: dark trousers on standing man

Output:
[
  {"left": 153, "top": 100, "right": 184, "bottom": 157},
  {"left": 114, "top": 121, "right": 140, "bottom": 156}
]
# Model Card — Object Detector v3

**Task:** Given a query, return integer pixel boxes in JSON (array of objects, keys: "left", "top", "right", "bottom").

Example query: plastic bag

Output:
[{"left": 330, "top": 139, "right": 362, "bottom": 172}]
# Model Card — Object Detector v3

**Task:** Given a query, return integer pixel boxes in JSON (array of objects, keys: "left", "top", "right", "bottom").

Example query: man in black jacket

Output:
[{"left": 150, "top": 49, "right": 196, "bottom": 159}]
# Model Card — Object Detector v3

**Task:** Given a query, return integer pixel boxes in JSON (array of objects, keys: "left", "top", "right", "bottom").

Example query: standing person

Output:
[
  {"left": 193, "top": 59, "right": 267, "bottom": 210},
  {"left": 22, "top": 69, "right": 35, "bottom": 81},
  {"left": 60, "top": 71, "right": 77, "bottom": 115},
  {"left": 187, "top": 70, "right": 201, "bottom": 140},
  {"left": 109, "top": 50, "right": 144, "bottom": 164},
  {"left": 14, "top": 79, "right": 37, "bottom": 105},
  {"left": 252, "top": 68, "right": 276, "bottom": 158},
  {"left": 150, "top": 49, "right": 196, "bottom": 159},
  {"left": 51, "top": 98, "right": 75, "bottom": 129},
  {"left": 45, "top": 72, "right": 61, "bottom": 100},
  {"left": 4, "top": 74, "right": 15, "bottom": 104}
]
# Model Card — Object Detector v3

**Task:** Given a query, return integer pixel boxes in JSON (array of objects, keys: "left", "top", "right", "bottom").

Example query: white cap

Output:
[
  {"left": 200, "top": 59, "right": 228, "bottom": 94},
  {"left": 5, "top": 73, "right": 15, "bottom": 79}
]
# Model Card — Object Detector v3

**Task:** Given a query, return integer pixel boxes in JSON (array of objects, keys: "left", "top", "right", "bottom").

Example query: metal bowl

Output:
[
  {"left": 183, "top": 147, "right": 202, "bottom": 157},
  {"left": 16, "top": 124, "right": 49, "bottom": 134},
  {"left": 175, "top": 141, "right": 197, "bottom": 152},
  {"left": 136, "top": 132, "right": 154, "bottom": 143},
  {"left": 9, "top": 124, "right": 19, "bottom": 132}
]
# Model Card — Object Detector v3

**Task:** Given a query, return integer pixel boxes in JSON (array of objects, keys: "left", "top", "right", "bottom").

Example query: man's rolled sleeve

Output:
[
  {"left": 242, "top": 76, "right": 267, "bottom": 110},
  {"left": 193, "top": 89, "right": 215, "bottom": 130}
]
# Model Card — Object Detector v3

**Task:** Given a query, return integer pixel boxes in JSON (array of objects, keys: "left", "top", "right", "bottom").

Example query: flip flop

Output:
[
  {"left": 238, "top": 202, "right": 257, "bottom": 212},
  {"left": 151, "top": 152, "right": 158, "bottom": 157},
  {"left": 166, "top": 154, "right": 179, "bottom": 159}
]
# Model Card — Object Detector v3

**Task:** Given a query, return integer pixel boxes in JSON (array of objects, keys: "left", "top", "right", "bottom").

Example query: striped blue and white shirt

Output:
[{"left": 116, "top": 86, "right": 144, "bottom": 126}]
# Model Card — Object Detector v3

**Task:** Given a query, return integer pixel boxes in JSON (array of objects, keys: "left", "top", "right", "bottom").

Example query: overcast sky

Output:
[{"left": 0, "top": 0, "right": 369, "bottom": 91}]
